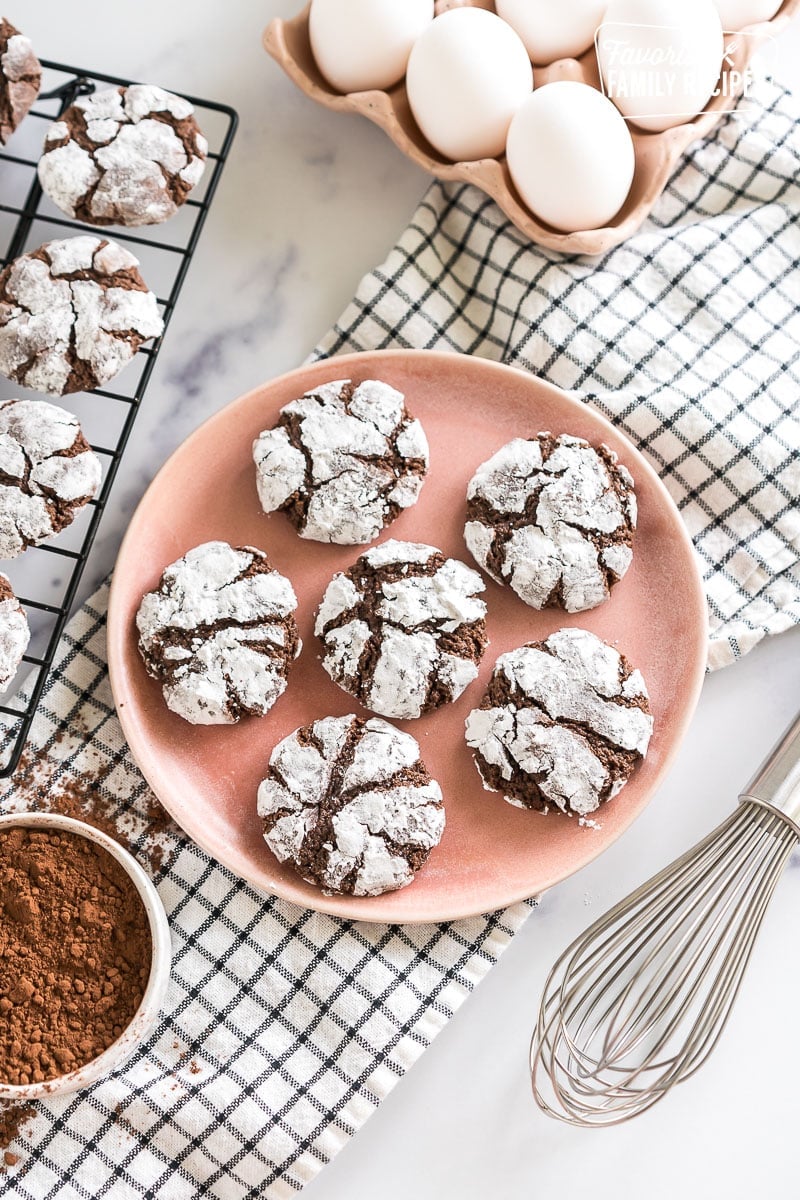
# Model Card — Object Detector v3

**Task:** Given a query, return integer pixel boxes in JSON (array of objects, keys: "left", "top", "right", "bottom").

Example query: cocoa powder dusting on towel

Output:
[
  {"left": 0, "top": 1101, "right": 35, "bottom": 1153},
  {"left": 9, "top": 724, "right": 175, "bottom": 875}
]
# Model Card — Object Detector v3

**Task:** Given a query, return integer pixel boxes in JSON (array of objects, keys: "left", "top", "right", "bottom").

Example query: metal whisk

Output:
[{"left": 531, "top": 710, "right": 800, "bottom": 1127}]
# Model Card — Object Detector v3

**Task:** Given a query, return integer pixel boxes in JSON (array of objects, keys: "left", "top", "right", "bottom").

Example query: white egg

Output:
[
  {"left": 496, "top": 0, "right": 607, "bottom": 64},
  {"left": 309, "top": 0, "right": 434, "bottom": 94},
  {"left": 506, "top": 82, "right": 636, "bottom": 233},
  {"left": 405, "top": 8, "right": 533, "bottom": 162},
  {"left": 597, "top": 0, "right": 724, "bottom": 133},
  {"left": 713, "top": 0, "right": 782, "bottom": 27}
]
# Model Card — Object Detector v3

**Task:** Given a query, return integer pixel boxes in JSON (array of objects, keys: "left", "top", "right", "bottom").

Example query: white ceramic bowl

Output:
[{"left": 0, "top": 812, "right": 171, "bottom": 1099}]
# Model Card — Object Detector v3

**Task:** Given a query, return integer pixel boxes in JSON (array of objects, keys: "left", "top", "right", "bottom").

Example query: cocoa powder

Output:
[
  {"left": 0, "top": 1101, "right": 35, "bottom": 1151},
  {"left": 0, "top": 827, "right": 152, "bottom": 1085},
  {"left": 11, "top": 731, "right": 176, "bottom": 876}
]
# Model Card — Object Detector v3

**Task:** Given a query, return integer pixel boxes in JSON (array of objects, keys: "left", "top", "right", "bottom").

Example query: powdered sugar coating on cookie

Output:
[
  {"left": 253, "top": 378, "right": 429, "bottom": 545},
  {"left": 0, "top": 19, "right": 41, "bottom": 145},
  {"left": 0, "top": 235, "right": 164, "bottom": 397},
  {"left": 465, "top": 628, "right": 653, "bottom": 817},
  {"left": 0, "top": 398, "right": 102, "bottom": 559},
  {"left": 136, "top": 541, "right": 301, "bottom": 725},
  {"left": 464, "top": 433, "right": 637, "bottom": 613},
  {"left": 0, "top": 572, "right": 29, "bottom": 690},
  {"left": 38, "top": 84, "right": 208, "bottom": 227},
  {"left": 316, "top": 540, "right": 488, "bottom": 720},
  {"left": 258, "top": 714, "right": 445, "bottom": 896}
]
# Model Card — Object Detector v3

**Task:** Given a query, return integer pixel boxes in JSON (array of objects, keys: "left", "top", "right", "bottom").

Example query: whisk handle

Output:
[{"left": 740, "top": 710, "right": 800, "bottom": 836}]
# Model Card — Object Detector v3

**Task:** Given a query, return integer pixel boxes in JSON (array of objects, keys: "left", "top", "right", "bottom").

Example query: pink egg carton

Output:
[{"left": 264, "top": 0, "right": 800, "bottom": 256}]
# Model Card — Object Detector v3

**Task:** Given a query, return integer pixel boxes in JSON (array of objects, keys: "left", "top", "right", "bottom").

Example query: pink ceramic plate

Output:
[{"left": 108, "top": 351, "right": 707, "bottom": 923}]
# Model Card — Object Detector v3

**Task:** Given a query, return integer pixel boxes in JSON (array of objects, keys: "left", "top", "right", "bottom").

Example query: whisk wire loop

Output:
[{"left": 531, "top": 800, "right": 798, "bottom": 1126}]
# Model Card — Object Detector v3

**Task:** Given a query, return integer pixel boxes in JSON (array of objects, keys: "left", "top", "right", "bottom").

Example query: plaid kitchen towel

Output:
[{"left": 2, "top": 73, "right": 800, "bottom": 1200}]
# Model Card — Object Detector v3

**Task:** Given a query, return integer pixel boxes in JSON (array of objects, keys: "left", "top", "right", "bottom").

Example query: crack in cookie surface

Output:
[
  {"left": 0, "top": 235, "right": 164, "bottom": 396},
  {"left": 253, "top": 379, "right": 429, "bottom": 545},
  {"left": 38, "top": 84, "right": 208, "bottom": 226},
  {"left": 136, "top": 541, "right": 301, "bottom": 725},
  {"left": 315, "top": 539, "right": 487, "bottom": 720},
  {"left": 465, "top": 628, "right": 653, "bottom": 817},
  {"left": 0, "top": 19, "right": 41, "bottom": 145},
  {"left": 0, "top": 398, "right": 102, "bottom": 558},
  {"left": 464, "top": 433, "right": 637, "bottom": 613},
  {"left": 258, "top": 714, "right": 445, "bottom": 896}
]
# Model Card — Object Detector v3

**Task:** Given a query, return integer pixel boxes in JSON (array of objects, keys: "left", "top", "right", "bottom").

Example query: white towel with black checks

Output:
[{"left": 2, "top": 75, "right": 799, "bottom": 1200}]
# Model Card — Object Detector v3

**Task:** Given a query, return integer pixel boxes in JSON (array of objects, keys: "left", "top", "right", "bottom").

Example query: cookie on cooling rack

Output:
[
  {"left": 0, "top": 235, "right": 164, "bottom": 396},
  {"left": 315, "top": 539, "right": 488, "bottom": 720},
  {"left": 0, "top": 572, "right": 29, "bottom": 690},
  {"left": 136, "top": 541, "right": 301, "bottom": 726},
  {"left": 253, "top": 378, "right": 429, "bottom": 545},
  {"left": 464, "top": 432, "right": 637, "bottom": 613},
  {"left": 465, "top": 628, "right": 653, "bottom": 818},
  {"left": 0, "top": 398, "right": 102, "bottom": 559},
  {"left": 258, "top": 714, "right": 445, "bottom": 897},
  {"left": 38, "top": 84, "right": 208, "bottom": 226},
  {"left": 0, "top": 17, "right": 41, "bottom": 145}
]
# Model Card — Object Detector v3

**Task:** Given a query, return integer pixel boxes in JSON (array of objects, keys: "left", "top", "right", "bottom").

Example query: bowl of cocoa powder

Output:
[{"left": 0, "top": 813, "right": 171, "bottom": 1099}]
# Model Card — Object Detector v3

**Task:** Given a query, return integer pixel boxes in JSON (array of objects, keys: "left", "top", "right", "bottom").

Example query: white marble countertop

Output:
[{"left": 13, "top": 4, "right": 800, "bottom": 1197}]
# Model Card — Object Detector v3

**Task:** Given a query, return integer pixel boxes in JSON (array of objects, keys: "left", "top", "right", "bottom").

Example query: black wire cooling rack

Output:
[{"left": 0, "top": 60, "right": 238, "bottom": 775}]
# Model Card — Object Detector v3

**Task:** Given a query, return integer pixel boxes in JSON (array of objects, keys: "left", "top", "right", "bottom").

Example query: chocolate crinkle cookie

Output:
[
  {"left": 0, "top": 398, "right": 102, "bottom": 558},
  {"left": 0, "top": 572, "right": 29, "bottom": 689},
  {"left": 253, "top": 378, "right": 429, "bottom": 545},
  {"left": 0, "top": 235, "right": 164, "bottom": 397},
  {"left": 258, "top": 714, "right": 445, "bottom": 896},
  {"left": 316, "top": 539, "right": 488, "bottom": 720},
  {"left": 136, "top": 541, "right": 301, "bottom": 726},
  {"left": 38, "top": 84, "right": 208, "bottom": 226},
  {"left": 465, "top": 628, "right": 653, "bottom": 818},
  {"left": 0, "top": 17, "right": 41, "bottom": 145},
  {"left": 464, "top": 433, "right": 637, "bottom": 614}
]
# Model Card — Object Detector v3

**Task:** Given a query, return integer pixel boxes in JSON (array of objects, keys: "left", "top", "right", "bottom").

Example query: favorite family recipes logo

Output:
[{"left": 595, "top": 20, "right": 766, "bottom": 129}]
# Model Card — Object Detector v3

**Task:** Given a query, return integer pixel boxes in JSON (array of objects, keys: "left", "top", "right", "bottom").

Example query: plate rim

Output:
[{"left": 108, "top": 348, "right": 708, "bottom": 922}]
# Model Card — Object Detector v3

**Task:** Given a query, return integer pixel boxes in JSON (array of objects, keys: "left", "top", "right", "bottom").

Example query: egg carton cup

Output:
[{"left": 264, "top": 0, "right": 800, "bottom": 255}]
